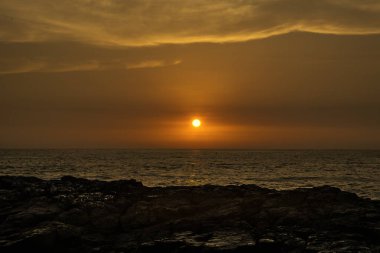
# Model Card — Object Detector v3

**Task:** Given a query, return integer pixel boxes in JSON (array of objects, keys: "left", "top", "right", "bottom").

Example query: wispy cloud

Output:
[
  {"left": 126, "top": 59, "right": 182, "bottom": 69},
  {"left": 0, "top": 55, "right": 182, "bottom": 74},
  {"left": 0, "top": 59, "right": 102, "bottom": 74},
  {"left": 1, "top": 0, "right": 380, "bottom": 46}
]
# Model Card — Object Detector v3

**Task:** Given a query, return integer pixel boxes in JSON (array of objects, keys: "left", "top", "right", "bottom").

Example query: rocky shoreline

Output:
[{"left": 0, "top": 176, "right": 379, "bottom": 252}]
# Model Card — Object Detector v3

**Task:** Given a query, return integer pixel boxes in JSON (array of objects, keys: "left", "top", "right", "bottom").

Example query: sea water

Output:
[{"left": 0, "top": 149, "right": 379, "bottom": 199}]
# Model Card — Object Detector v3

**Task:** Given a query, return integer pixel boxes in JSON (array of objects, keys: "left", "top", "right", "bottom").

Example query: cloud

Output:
[
  {"left": 1, "top": 0, "right": 380, "bottom": 46},
  {"left": 0, "top": 41, "right": 182, "bottom": 74},
  {"left": 0, "top": 58, "right": 181, "bottom": 74},
  {"left": 126, "top": 59, "right": 182, "bottom": 69},
  {"left": 0, "top": 58, "right": 102, "bottom": 74}
]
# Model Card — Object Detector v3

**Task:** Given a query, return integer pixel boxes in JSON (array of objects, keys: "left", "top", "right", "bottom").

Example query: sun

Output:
[{"left": 192, "top": 119, "right": 201, "bottom": 128}]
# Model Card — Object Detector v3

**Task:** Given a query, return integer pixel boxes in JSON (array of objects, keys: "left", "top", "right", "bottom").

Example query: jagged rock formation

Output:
[{"left": 0, "top": 176, "right": 379, "bottom": 252}]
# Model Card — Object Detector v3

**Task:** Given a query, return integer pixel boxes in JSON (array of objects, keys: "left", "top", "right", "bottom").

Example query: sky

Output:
[{"left": 0, "top": 0, "right": 380, "bottom": 149}]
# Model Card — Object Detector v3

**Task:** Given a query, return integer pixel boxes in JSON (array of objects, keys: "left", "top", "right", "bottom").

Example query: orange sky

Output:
[{"left": 0, "top": 1, "right": 380, "bottom": 148}]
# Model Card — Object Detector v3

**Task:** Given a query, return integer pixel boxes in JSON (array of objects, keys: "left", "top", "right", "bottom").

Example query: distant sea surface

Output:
[{"left": 0, "top": 149, "right": 379, "bottom": 199}]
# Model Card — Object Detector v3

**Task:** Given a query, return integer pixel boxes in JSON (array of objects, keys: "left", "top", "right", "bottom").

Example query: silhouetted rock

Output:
[{"left": 0, "top": 176, "right": 379, "bottom": 252}]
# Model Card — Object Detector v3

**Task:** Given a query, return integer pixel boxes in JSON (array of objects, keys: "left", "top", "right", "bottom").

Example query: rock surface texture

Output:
[{"left": 0, "top": 176, "right": 379, "bottom": 252}]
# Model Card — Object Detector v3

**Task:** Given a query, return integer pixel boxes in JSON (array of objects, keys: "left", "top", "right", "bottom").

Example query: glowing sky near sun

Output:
[{"left": 0, "top": 1, "right": 380, "bottom": 148}]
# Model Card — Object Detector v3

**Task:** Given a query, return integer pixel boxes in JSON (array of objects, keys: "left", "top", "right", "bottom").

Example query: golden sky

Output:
[{"left": 0, "top": 0, "right": 380, "bottom": 148}]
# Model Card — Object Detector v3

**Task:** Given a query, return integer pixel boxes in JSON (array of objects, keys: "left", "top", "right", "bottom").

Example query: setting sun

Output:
[{"left": 192, "top": 119, "right": 201, "bottom": 128}]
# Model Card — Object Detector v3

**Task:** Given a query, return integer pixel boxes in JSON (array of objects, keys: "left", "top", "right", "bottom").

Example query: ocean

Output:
[{"left": 0, "top": 149, "right": 379, "bottom": 199}]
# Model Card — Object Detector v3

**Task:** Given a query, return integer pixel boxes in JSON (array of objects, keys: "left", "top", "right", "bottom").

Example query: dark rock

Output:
[
  {"left": 3, "top": 203, "right": 60, "bottom": 228},
  {"left": 0, "top": 175, "right": 379, "bottom": 252},
  {"left": 90, "top": 206, "right": 120, "bottom": 231},
  {"left": 1, "top": 222, "right": 81, "bottom": 253},
  {"left": 58, "top": 208, "right": 89, "bottom": 226},
  {"left": 102, "top": 179, "right": 144, "bottom": 192}
]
